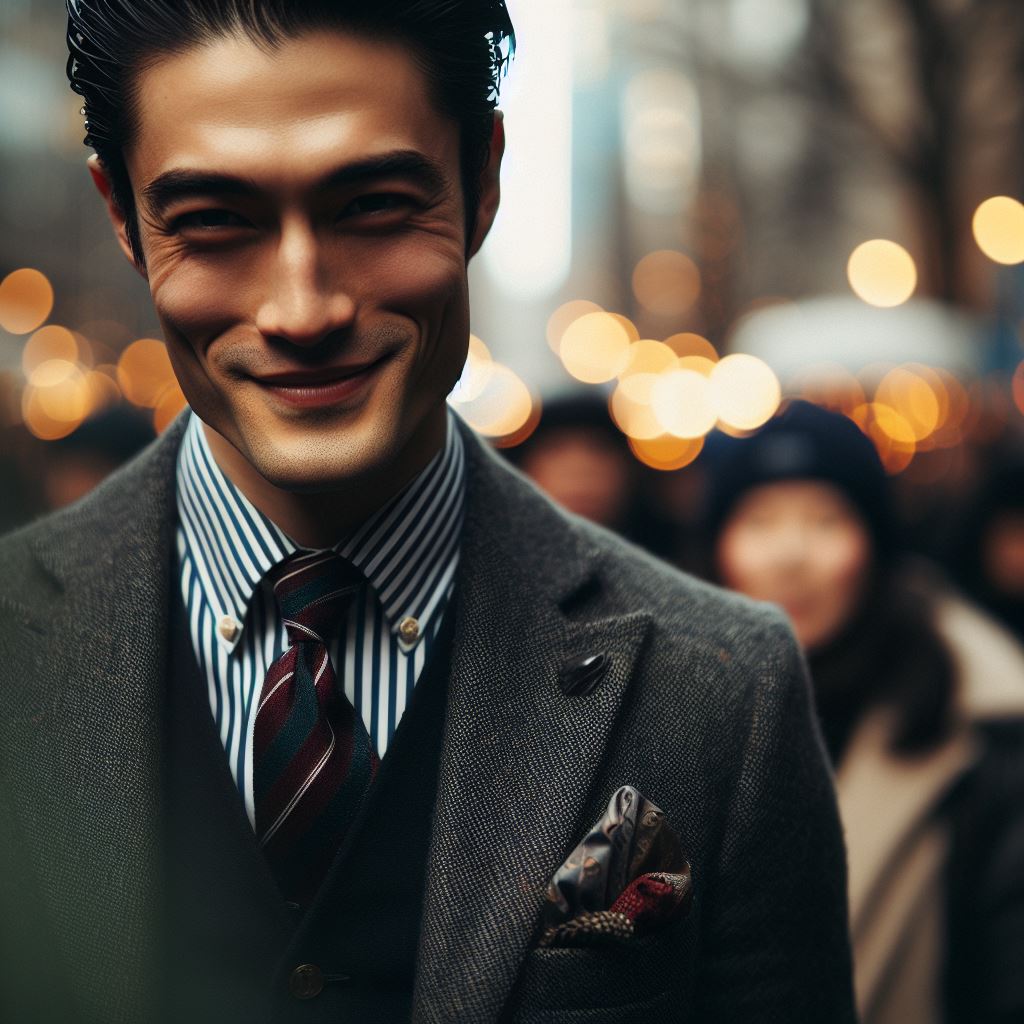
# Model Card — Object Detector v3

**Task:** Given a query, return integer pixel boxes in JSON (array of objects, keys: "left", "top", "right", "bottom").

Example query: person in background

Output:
[
  {"left": 508, "top": 392, "right": 675, "bottom": 559},
  {"left": 703, "top": 399, "right": 1024, "bottom": 1024},
  {"left": 949, "top": 449, "right": 1024, "bottom": 645}
]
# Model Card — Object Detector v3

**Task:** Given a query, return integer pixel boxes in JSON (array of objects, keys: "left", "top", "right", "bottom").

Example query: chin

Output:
[
  {"left": 247, "top": 431, "right": 389, "bottom": 493},
  {"left": 263, "top": 453, "right": 381, "bottom": 494}
]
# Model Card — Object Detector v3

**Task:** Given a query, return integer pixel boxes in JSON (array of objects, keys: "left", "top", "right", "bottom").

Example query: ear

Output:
[
  {"left": 467, "top": 111, "right": 505, "bottom": 259},
  {"left": 87, "top": 154, "right": 146, "bottom": 276}
]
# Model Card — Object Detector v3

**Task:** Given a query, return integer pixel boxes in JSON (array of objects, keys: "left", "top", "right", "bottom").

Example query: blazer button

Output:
[
  {"left": 559, "top": 653, "right": 609, "bottom": 696},
  {"left": 289, "top": 963, "right": 324, "bottom": 1000}
]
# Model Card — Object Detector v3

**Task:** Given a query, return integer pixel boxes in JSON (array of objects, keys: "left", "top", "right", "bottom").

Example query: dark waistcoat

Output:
[{"left": 161, "top": 578, "right": 455, "bottom": 1024}]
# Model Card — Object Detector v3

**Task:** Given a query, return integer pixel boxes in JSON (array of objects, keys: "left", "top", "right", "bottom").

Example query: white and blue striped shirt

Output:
[{"left": 174, "top": 410, "right": 465, "bottom": 826}]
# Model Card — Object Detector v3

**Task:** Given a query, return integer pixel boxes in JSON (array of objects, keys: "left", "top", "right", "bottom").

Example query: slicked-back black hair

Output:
[{"left": 66, "top": 0, "right": 515, "bottom": 262}]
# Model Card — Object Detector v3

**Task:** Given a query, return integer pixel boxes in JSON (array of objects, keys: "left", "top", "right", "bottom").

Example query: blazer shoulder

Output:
[
  {"left": 0, "top": 411, "right": 187, "bottom": 604},
  {"left": 0, "top": 511, "right": 60, "bottom": 594}
]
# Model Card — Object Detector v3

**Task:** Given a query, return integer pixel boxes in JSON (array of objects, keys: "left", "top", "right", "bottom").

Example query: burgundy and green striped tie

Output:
[{"left": 254, "top": 549, "right": 379, "bottom": 904}]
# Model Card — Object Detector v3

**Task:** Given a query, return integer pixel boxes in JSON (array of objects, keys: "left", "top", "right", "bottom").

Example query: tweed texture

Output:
[
  {"left": 410, "top": 422, "right": 856, "bottom": 1024},
  {"left": 0, "top": 411, "right": 856, "bottom": 1023}
]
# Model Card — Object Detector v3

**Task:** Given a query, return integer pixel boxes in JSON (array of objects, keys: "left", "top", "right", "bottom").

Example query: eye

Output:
[
  {"left": 171, "top": 209, "right": 251, "bottom": 231},
  {"left": 339, "top": 193, "right": 413, "bottom": 218}
]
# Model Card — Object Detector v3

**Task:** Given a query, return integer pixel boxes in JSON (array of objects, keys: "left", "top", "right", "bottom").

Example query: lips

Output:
[
  {"left": 252, "top": 354, "right": 391, "bottom": 410},
  {"left": 253, "top": 359, "right": 381, "bottom": 387}
]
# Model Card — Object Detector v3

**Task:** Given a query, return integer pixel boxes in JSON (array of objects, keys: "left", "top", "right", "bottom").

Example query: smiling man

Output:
[{"left": 0, "top": 2, "right": 856, "bottom": 1023}]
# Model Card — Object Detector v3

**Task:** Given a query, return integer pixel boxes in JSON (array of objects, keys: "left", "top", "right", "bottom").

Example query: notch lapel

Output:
[
  {"left": 414, "top": 427, "right": 652, "bottom": 1023},
  {"left": 0, "top": 414, "right": 188, "bottom": 1022}
]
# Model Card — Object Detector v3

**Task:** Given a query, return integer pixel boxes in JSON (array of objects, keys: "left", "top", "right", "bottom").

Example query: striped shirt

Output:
[{"left": 174, "top": 410, "right": 465, "bottom": 827}]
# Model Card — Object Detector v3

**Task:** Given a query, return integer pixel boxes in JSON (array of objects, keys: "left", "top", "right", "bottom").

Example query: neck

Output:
[{"left": 202, "top": 414, "right": 447, "bottom": 548}]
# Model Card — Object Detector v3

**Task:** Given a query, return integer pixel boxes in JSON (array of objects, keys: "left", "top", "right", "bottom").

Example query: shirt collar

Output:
[{"left": 175, "top": 409, "right": 465, "bottom": 650}]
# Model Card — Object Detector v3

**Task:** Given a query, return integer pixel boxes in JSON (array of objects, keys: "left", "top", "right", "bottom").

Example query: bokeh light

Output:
[
  {"left": 618, "top": 339, "right": 677, "bottom": 378},
  {"left": 22, "top": 325, "right": 78, "bottom": 376},
  {"left": 21, "top": 387, "right": 81, "bottom": 441},
  {"left": 450, "top": 334, "right": 494, "bottom": 403},
  {"left": 847, "top": 240, "right": 917, "bottom": 308},
  {"left": 629, "top": 434, "right": 704, "bottom": 471},
  {"left": 21, "top": 357, "right": 95, "bottom": 440},
  {"left": 608, "top": 313, "right": 641, "bottom": 343},
  {"left": 32, "top": 362, "right": 90, "bottom": 422},
  {"left": 875, "top": 366, "right": 940, "bottom": 442},
  {"left": 664, "top": 332, "right": 718, "bottom": 361},
  {"left": 0, "top": 268, "right": 54, "bottom": 335},
  {"left": 70, "top": 330, "right": 98, "bottom": 370},
  {"left": 972, "top": 196, "right": 1024, "bottom": 265},
  {"left": 610, "top": 372, "right": 664, "bottom": 440},
  {"left": 676, "top": 355, "right": 716, "bottom": 377},
  {"left": 559, "top": 311, "right": 632, "bottom": 383},
  {"left": 651, "top": 368, "right": 717, "bottom": 438},
  {"left": 117, "top": 339, "right": 177, "bottom": 408},
  {"left": 29, "top": 357, "right": 78, "bottom": 390},
  {"left": 631, "top": 250, "right": 701, "bottom": 317},
  {"left": 850, "top": 402, "right": 916, "bottom": 474},
  {"left": 709, "top": 354, "right": 781, "bottom": 431},
  {"left": 450, "top": 362, "right": 536, "bottom": 442},
  {"left": 84, "top": 369, "right": 121, "bottom": 415},
  {"left": 545, "top": 299, "right": 603, "bottom": 355},
  {"left": 153, "top": 382, "right": 190, "bottom": 433}
]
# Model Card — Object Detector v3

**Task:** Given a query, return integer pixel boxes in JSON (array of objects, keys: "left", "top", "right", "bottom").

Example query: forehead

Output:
[
  {"left": 737, "top": 479, "right": 856, "bottom": 514},
  {"left": 126, "top": 29, "right": 457, "bottom": 189}
]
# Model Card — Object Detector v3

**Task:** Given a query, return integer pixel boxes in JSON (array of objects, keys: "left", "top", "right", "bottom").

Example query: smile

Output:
[{"left": 252, "top": 356, "right": 390, "bottom": 410}]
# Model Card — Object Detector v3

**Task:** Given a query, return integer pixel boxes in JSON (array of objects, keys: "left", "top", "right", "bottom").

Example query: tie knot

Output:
[{"left": 267, "top": 550, "right": 363, "bottom": 647}]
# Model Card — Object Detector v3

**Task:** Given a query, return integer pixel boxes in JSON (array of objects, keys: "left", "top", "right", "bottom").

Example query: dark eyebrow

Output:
[{"left": 141, "top": 150, "right": 450, "bottom": 214}]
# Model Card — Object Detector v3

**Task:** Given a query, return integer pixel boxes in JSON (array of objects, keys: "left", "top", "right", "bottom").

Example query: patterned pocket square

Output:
[{"left": 539, "top": 786, "right": 693, "bottom": 949}]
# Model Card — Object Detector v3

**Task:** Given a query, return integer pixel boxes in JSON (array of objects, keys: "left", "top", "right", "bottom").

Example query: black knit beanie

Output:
[{"left": 702, "top": 400, "right": 895, "bottom": 555}]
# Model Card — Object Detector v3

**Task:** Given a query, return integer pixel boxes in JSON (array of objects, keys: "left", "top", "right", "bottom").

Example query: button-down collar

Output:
[{"left": 175, "top": 409, "right": 466, "bottom": 653}]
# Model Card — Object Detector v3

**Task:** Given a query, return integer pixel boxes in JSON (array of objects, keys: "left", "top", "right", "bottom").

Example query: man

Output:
[{"left": 0, "top": 2, "right": 856, "bottom": 1021}]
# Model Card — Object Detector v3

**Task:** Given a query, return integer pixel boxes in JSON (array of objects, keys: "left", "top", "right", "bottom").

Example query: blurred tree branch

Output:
[{"left": 803, "top": 0, "right": 1024, "bottom": 305}]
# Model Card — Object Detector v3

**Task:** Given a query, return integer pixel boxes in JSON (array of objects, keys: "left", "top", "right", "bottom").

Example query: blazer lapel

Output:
[
  {"left": 414, "top": 425, "right": 652, "bottom": 1023},
  {"left": 2, "top": 413, "right": 189, "bottom": 1021}
]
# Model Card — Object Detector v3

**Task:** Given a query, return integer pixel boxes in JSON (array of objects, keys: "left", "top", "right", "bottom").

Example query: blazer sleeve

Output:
[{"left": 693, "top": 615, "right": 858, "bottom": 1024}]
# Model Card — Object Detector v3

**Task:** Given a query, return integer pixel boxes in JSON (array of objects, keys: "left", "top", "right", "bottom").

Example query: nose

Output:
[
  {"left": 775, "top": 520, "right": 810, "bottom": 566},
  {"left": 255, "top": 219, "right": 355, "bottom": 347}
]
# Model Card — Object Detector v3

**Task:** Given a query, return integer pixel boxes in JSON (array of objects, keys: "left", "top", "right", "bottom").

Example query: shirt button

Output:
[
  {"left": 217, "top": 615, "right": 239, "bottom": 643},
  {"left": 399, "top": 616, "right": 420, "bottom": 644},
  {"left": 289, "top": 963, "right": 324, "bottom": 1000}
]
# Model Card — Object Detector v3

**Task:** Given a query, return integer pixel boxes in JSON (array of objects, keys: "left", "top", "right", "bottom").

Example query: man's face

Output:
[{"left": 111, "top": 30, "right": 499, "bottom": 493}]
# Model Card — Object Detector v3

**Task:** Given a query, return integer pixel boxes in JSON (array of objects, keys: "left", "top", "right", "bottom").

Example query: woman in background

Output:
[{"left": 703, "top": 400, "right": 1024, "bottom": 1024}]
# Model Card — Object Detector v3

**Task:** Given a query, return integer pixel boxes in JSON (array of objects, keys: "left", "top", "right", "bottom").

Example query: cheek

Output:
[
  {"left": 715, "top": 527, "right": 772, "bottom": 594},
  {"left": 808, "top": 532, "right": 872, "bottom": 634},
  {"left": 373, "top": 245, "right": 470, "bottom": 392},
  {"left": 817, "top": 532, "right": 871, "bottom": 594},
  {"left": 152, "top": 250, "right": 264, "bottom": 340},
  {"left": 371, "top": 240, "right": 467, "bottom": 328}
]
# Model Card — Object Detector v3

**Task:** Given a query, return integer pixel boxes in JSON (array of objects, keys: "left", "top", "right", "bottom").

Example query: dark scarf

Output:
[{"left": 809, "top": 569, "right": 956, "bottom": 767}]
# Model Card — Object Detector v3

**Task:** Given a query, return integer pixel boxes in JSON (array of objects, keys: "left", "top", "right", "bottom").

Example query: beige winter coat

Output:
[{"left": 837, "top": 596, "right": 1024, "bottom": 1024}]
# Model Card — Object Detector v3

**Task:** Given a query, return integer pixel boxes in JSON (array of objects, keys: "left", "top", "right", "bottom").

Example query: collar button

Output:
[
  {"left": 217, "top": 615, "right": 240, "bottom": 643},
  {"left": 398, "top": 616, "right": 420, "bottom": 644}
]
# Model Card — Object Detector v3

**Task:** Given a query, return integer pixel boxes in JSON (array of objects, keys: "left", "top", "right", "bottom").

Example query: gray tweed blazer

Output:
[{"left": 0, "top": 412, "right": 856, "bottom": 1023}]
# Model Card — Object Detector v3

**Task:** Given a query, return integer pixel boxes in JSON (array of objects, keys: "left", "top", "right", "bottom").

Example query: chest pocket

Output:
[{"left": 508, "top": 912, "right": 696, "bottom": 1023}]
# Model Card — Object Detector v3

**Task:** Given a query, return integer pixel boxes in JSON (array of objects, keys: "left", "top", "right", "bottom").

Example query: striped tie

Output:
[{"left": 254, "top": 549, "right": 379, "bottom": 903}]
